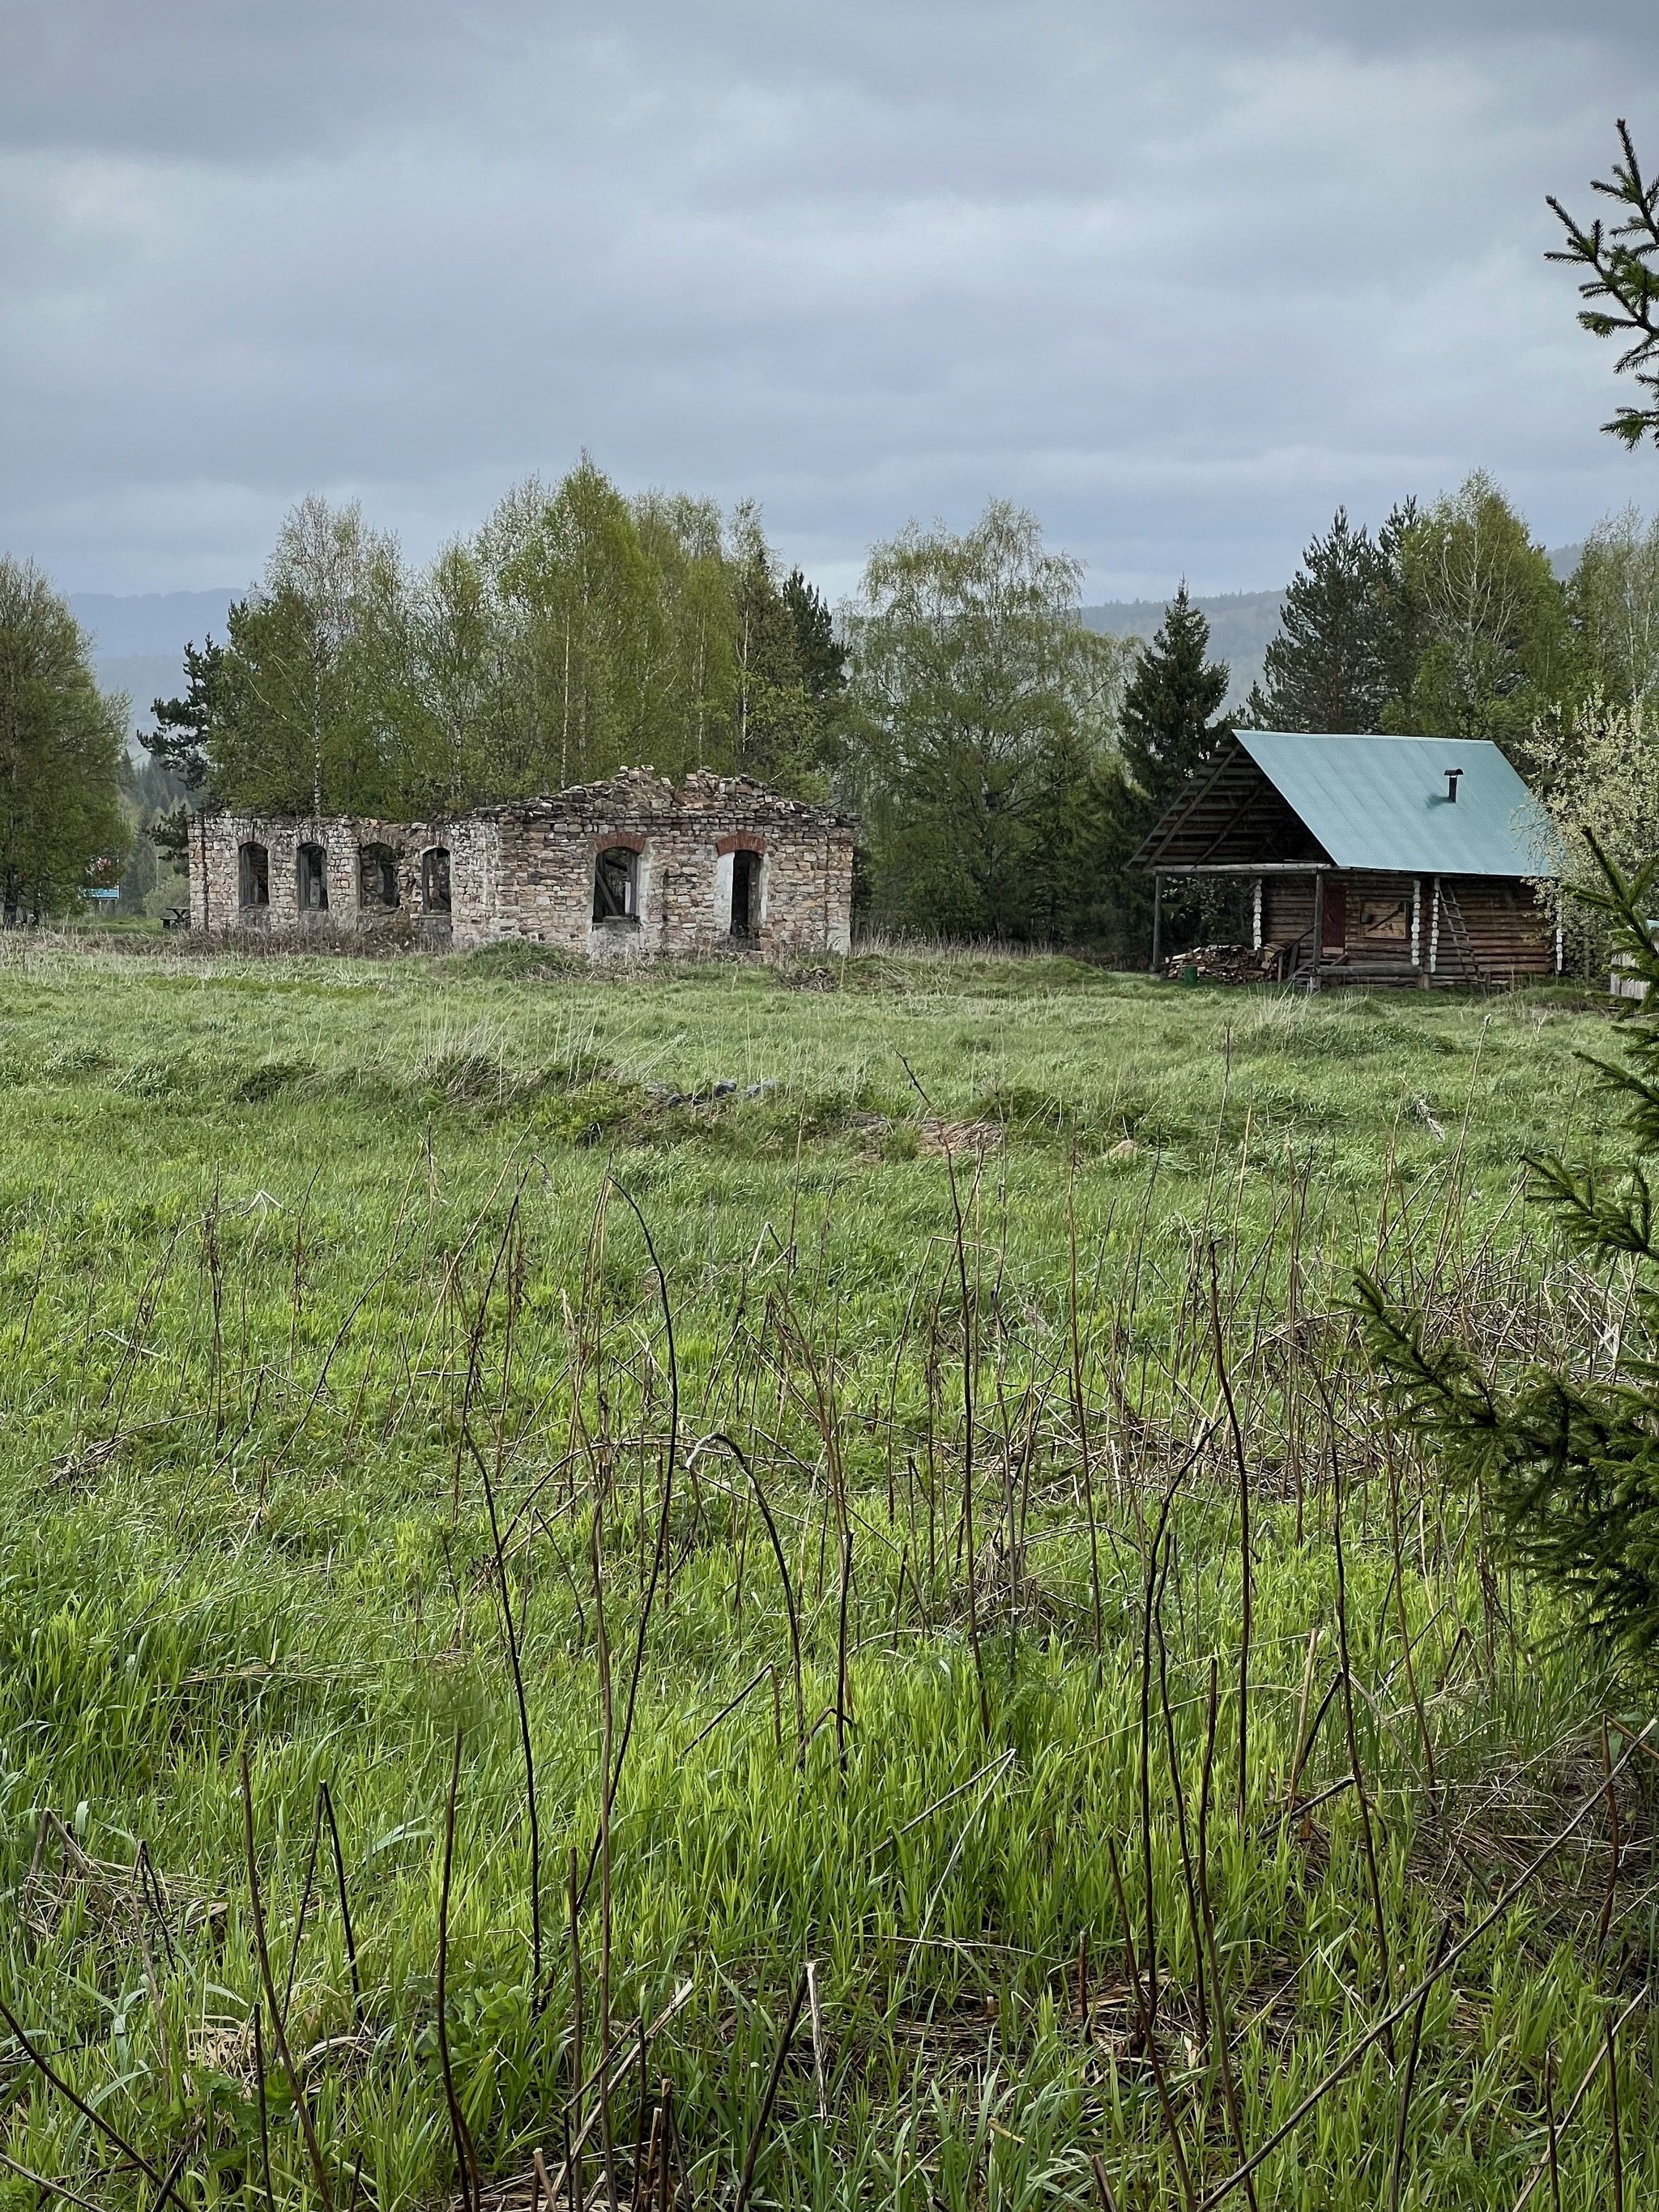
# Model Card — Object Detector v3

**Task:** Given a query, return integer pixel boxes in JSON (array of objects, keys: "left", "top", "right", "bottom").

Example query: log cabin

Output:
[{"left": 1133, "top": 731, "right": 1559, "bottom": 987}]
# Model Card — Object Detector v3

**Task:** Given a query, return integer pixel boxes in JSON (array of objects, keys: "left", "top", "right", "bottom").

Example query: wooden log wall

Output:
[{"left": 1254, "top": 871, "right": 1554, "bottom": 985}]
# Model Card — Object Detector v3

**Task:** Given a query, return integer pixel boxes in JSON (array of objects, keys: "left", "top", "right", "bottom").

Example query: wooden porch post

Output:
[
  {"left": 1150, "top": 872, "right": 1162, "bottom": 976},
  {"left": 1310, "top": 869, "right": 1324, "bottom": 994},
  {"left": 1412, "top": 876, "right": 1425, "bottom": 985}
]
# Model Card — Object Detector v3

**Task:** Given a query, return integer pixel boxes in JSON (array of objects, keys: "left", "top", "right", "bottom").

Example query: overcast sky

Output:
[{"left": 2, "top": 0, "right": 1656, "bottom": 603}]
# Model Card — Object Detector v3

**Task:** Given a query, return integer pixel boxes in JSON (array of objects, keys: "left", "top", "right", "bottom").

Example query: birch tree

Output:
[{"left": 844, "top": 501, "right": 1126, "bottom": 938}]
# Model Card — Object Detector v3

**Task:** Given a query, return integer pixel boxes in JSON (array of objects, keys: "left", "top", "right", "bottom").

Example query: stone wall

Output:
[
  {"left": 190, "top": 812, "right": 462, "bottom": 945},
  {"left": 475, "top": 769, "right": 854, "bottom": 957},
  {"left": 189, "top": 772, "right": 855, "bottom": 958}
]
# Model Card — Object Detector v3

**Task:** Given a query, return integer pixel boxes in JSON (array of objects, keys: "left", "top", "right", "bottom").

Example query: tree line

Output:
[
  {"left": 6, "top": 115, "right": 1659, "bottom": 951},
  {"left": 6, "top": 459, "right": 1659, "bottom": 954},
  {"left": 145, "top": 467, "right": 847, "bottom": 821}
]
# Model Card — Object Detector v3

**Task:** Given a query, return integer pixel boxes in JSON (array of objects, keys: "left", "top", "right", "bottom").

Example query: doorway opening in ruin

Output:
[
  {"left": 730, "top": 847, "right": 761, "bottom": 938},
  {"left": 296, "top": 843, "right": 329, "bottom": 911},
  {"left": 360, "top": 843, "right": 399, "bottom": 909},
  {"left": 423, "top": 847, "right": 451, "bottom": 914},
  {"left": 593, "top": 846, "right": 640, "bottom": 922},
  {"left": 239, "top": 843, "right": 269, "bottom": 908}
]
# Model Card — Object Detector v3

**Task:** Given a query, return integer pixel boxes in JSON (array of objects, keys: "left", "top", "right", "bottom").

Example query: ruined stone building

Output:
[{"left": 188, "top": 770, "right": 856, "bottom": 957}]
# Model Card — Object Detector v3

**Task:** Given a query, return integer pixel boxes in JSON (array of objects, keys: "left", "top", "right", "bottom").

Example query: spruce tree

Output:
[
  {"left": 1361, "top": 843, "right": 1659, "bottom": 1652},
  {"left": 1098, "top": 585, "right": 1230, "bottom": 959},
  {"left": 1116, "top": 584, "right": 1230, "bottom": 816},
  {"left": 782, "top": 569, "right": 846, "bottom": 705},
  {"left": 1249, "top": 509, "right": 1388, "bottom": 732}
]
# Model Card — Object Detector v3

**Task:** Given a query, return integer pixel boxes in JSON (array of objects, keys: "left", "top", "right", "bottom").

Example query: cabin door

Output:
[{"left": 1321, "top": 879, "right": 1346, "bottom": 952}]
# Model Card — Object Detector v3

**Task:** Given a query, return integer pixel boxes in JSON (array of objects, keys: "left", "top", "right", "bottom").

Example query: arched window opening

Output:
[
  {"left": 594, "top": 846, "right": 640, "bottom": 923},
  {"left": 239, "top": 842, "right": 270, "bottom": 909},
  {"left": 730, "top": 848, "right": 762, "bottom": 938},
  {"left": 422, "top": 846, "right": 452, "bottom": 914},
  {"left": 360, "top": 843, "right": 399, "bottom": 910},
  {"left": 296, "top": 843, "right": 329, "bottom": 912}
]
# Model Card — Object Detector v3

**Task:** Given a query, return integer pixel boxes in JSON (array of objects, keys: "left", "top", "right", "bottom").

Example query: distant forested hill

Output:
[
  {"left": 70, "top": 591, "right": 237, "bottom": 738},
  {"left": 68, "top": 553, "right": 1589, "bottom": 749},
  {"left": 1080, "top": 590, "right": 1284, "bottom": 710},
  {"left": 1085, "top": 546, "right": 1582, "bottom": 717}
]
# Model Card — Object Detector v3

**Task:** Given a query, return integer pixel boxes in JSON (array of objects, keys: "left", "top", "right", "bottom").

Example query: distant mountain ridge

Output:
[
  {"left": 73, "top": 548, "right": 1590, "bottom": 737},
  {"left": 1085, "top": 545, "right": 1582, "bottom": 711},
  {"left": 1081, "top": 590, "right": 1283, "bottom": 710},
  {"left": 70, "top": 590, "right": 238, "bottom": 741},
  {"left": 70, "top": 590, "right": 238, "bottom": 658}
]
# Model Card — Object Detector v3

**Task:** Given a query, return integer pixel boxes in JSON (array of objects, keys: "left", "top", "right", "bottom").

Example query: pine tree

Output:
[
  {"left": 146, "top": 637, "right": 226, "bottom": 793},
  {"left": 1361, "top": 842, "right": 1659, "bottom": 1652},
  {"left": 1249, "top": 509, "right": 1388, "bottom": 732}
]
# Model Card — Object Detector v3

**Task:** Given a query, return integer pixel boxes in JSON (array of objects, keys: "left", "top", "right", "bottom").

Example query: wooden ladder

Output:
[{"left": 1437, "top": 881, "right": 1484, "bottom": 986}]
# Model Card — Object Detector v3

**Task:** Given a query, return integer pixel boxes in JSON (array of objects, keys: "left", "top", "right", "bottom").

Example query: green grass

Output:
[{"left": 0, "top": 936, "right": 1650, "bottom": 2211}]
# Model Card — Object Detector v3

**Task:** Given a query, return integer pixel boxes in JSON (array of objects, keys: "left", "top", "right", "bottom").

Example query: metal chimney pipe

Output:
[{"left": 1444, "top": 768, "right": 1463, "bottom": 803}]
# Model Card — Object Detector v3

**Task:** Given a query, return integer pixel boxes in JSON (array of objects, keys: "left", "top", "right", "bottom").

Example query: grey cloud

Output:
[{"left": 0, "top": 1, "right": 1651, "bottom": 599}]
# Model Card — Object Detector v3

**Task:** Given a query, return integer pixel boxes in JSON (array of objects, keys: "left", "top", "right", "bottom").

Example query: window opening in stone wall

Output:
[
  {"left": 239, "top": 842, "right": 270, "bottom": 908},
  {"left": 730, "top": 847, "right": 761, "bottom": 938},
  {"left": 423, "top": 846, "right": 451, "bottom": 914},
  {"left": 593, "top": 846, "right": 639, "bottom": 922},
  {"left": 360, "top": 843, "right": 399, "bottom": 909},
  {"left": 296, "top": 843, "right": 329, "bottom": 911}
]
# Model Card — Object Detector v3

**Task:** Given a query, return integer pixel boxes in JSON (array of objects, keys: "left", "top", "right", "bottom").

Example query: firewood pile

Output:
[{"left": 1162, "top": 941, "right": 1286, "bottom": 983}]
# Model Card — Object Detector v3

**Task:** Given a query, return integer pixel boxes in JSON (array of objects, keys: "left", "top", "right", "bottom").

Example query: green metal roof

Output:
[{"left": 1237, "top": 732, "right": 1554, "bottom": 876}]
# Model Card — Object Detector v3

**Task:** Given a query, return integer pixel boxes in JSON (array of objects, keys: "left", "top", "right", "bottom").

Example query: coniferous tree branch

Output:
[
  {"left": 1548, "top": 120, "right": 1659, "bottom": 450},
  {"left": 1363, "top": 836, "right": 1659, "bottom": 1652}
]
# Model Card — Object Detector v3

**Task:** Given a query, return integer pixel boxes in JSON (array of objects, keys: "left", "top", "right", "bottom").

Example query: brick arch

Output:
[
  {"left": 592, "top": 833, "right": 646, "bottom": 855},
  {"left": 715, "top": 833, "right": 766, "bottom": 856}
]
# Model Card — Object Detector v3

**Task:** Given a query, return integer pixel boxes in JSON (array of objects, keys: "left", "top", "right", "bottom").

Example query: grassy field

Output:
[{"left": 0, "top": 935, "right": 1651, "bottom": 2212}]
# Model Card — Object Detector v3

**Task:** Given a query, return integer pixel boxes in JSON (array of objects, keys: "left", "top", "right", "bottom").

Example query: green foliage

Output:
[
  {"left": 146, "top": 637, "right": 224, "bottom": 792},
  {"left": 781, "top": 566, "right": 846, "bottom": 706},
  {"left": 0, "top": 558, "right": 130, "bottom": 924},
  {"left": 1520, "top": 513, "right": 1659, "bottom": 973},
  {"left": 1095, "top": 584, "right": 1231, "bottom": 957},
  {"left": 183, "top": 467, "right": 842, "bottom": 820},
  {"left": 1363, "top": 841, "right": 1659, "bottom": 1652},
  {"left": 726, "top": 504, "right": 834, "bottom": 796},
  {"left": 844, "top": 501, "right": 1126, "bottom": 940},
  {"left": 1244, "top": 508, "right": 1392, "bottom": 733},
  {"left": 1548, "top": 119, "right": 1659, "bottom": 450},
  {"left": 1115, "top": 582, "right": 1230, "bottom": 807},
  {"left": 1387, "top": 472, "right": 1572, "bottom": 764},
  {"left": 1567, "top": 505, "right": 1659, "bottom": 722}
]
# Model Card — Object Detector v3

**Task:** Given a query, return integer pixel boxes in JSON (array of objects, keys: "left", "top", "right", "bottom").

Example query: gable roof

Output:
[{"left": 1137, "top": 732, "right": 1555, "bottom": 877}]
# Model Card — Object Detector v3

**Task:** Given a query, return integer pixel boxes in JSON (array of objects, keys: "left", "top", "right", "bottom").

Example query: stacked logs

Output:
[{"left": 1162, "top": 942, "right": 1286, "bottom": 984}]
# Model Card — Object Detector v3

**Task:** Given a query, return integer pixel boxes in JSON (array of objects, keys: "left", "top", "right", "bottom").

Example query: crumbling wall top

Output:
[{"left": 470, "top": 770, "right": 855, "bottom": 833}]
